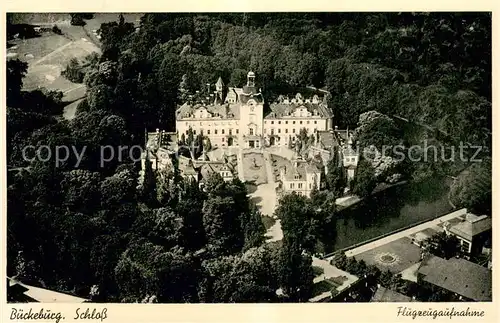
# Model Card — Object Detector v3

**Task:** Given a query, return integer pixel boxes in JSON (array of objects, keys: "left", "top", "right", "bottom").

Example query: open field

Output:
[
  {"left": 8, "top": 13, "right": 142, "bottom": 103},
  {"left": 7, "top": 25, "right": 99, "bottom": 108}
]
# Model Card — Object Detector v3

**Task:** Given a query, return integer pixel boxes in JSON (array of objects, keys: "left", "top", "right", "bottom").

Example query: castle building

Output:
[
  {"left": 278, "top": 158, "right": 322, "bottom": 198},
  {"left": 175, "top": 72, "right": 333, "bottom": 149}
]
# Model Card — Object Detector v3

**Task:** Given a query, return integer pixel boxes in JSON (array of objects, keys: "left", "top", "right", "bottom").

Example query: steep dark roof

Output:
[
  {"left": 216, "top": 77, "right": 224, "bottom": 88},
  {"left": 266, "top": 102, "right": 331, "bottom": 119},
  {"left": 418, "top": 256, "right": 492, "bottom": 301},
  {"left": 176, "top": 103, "right": 241, "bottom": 120},
  {"left": 370, "top": 286, "right": 412, "bottom": 302},
  {"left": 317, "top": 130, "right": 337, "bottom": 149}
]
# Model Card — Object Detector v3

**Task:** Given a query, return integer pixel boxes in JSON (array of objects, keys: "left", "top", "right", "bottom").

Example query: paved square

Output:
[{"left": 353, "top": 237, "right": 422, "bottom": 273}]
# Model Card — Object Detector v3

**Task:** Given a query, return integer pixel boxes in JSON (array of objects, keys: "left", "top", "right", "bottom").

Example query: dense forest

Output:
[{"left": 6, "top": 13, "right": 492, "bottom": 302}]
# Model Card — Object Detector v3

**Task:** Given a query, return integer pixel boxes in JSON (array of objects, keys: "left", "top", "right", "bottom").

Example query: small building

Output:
[
  {"left": 177, "top": 154, "right": 237, "bottom": 185},
  {"left": 417, "top": 255, "right": 492, "bottom": 302},
  {"left": 341, "top": 134, "right": 358, "bottom": 182},
  {"left": 178, "top": 156, "right": 199, "bottom": 182},
  {"left": 196, "top": 160, "right": 236, "bottom": 183},
  {"left": 278, "top": 158, "right": 321, "bottom": 198},
  {"left": 445, "top": 213, "right": 492, "bottom": 256},
  {"left": 370, "top": 286, "right": 412, "bottom": 302}
]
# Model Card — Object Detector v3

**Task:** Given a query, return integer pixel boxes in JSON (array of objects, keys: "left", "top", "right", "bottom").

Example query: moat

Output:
[{"left": 322, "top": 177, "right": 454, "bottom": 253}]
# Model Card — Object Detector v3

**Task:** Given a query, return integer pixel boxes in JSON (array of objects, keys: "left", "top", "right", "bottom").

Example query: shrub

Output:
[
  {"left": 52, "top": 25, "right": 62, "bottom": 35},
  {"left": 70, "top": 14, "right": 86, "bottom": 26},
  {"left": 261, "top": 215, "right": 276, "bottom": 230},
  {"left": 62, "top": 58, "right": 86, "bottom": 83}
]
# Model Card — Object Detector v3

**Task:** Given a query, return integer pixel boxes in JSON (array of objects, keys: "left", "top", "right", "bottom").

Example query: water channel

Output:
[{"left": 322, "top": 177, "right": 454, "bottom": 253}]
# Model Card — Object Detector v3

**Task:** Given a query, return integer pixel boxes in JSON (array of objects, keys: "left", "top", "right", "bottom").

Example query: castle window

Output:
[
  {"left": 292, "top": 129, "right": 296, "bottom": 133},
  {"left": 271, "top": 121, "right": 274, "bottom": 124},
  {"left": 278, "top": 129, "right": 281, "bottom": 134},
  {"left": 186, "top": 130, "right": 189, "bottom": 134},
  {"left": 285, "top": 121, "right": 288, "bottom": 124},
  {"left": 207, "top": 130, "right": 210, "bottom": 135},
  {"left": 307, "top": 121, "right": 310, "bottom": 124},
  {"left": 278, "top": 121, "right": 281, "bottom": 124},
  {"left": 285, "top": 129, "right": 288, "bottom": 133},
  {"left": 298, "top": 183, "right": 303, "bottom": 189},
  {"left": 290, "top": 183, "right": 294, "bottom": 189},
  {"left": 249, "top": 128, "right": 254, "bottom": 135},
  {"left": 309, "top": 183, "right": 312, "bottom": 189},
  {"left": 222, "top": 129, "right": 225, "bottom": 134},
  {"left": 229, "top": 129, "right": 232, "bottom": 135},
  {"left": 271, "top": 129, "right": 274, "bottom": 135},
  {"left": 215, "top": 129, "right": 218, "bottom": 134},
  {"left": 222, "top": 137, "right": 225, "bottom": 142},
  {"left": 314, "top": 121, "right": 317, "bottom": 124},
  {"left": 236, "top": 129, "right": 239, "bottom": 134},
  {"left": 293, "top": 121, "right": 296, "bottom": 124},
  {"left": 193, "top": 130, "right": 196, "bottom": 135},
  {"left": 300, "top": 121, "right": 303, "bottom": 124}
]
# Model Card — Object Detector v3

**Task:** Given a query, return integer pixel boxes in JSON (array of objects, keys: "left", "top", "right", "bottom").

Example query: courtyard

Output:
[{"left": 242, "top": 152, "right": 268, "bottom": 185}]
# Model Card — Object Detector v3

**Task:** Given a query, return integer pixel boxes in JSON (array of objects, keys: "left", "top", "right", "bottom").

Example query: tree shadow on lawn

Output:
[
  {"left": 250, "top": 196, "right": 263, "bottom": 205},
  {"left": 245, "top": 181, "right": 258, "bottom": 194}
]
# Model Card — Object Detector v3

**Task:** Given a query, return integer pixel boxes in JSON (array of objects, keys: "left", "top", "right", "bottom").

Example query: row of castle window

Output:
[
  {"left": 185, "top": 128, "right": 318, "bottom": 136},
  {"left": 289, "top": 183, "right": 304, "bottom": 189},
  {"left": 266, "top": 120, "right": 318, "bottom": 125},
  {"left": 265, "top": 128, "right": 317, "bottom": 134},
  {"left": 288, "top": 183, "right": 314, "bottom": 190},
  {"left": 185, "top": 129, "right": 240, "bottom": 135}
]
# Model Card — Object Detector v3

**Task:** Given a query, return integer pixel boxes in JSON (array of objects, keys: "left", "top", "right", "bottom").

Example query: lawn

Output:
[
  {"left": 242, "top": 153, "right": 267, "bottom": 185},
  {"left": 312, "top": 280, "right": 334, "bottom": 296},
  {"left": 8, "top": 31, "right": 99, "bottom": 94},
  {"left": 353, "top": 237, "right": 422, "bottom": 273}
]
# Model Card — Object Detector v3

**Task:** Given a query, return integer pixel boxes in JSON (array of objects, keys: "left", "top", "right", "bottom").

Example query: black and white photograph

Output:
[{"left": 5, "top": 11, "right": 492, "bottom": 307}]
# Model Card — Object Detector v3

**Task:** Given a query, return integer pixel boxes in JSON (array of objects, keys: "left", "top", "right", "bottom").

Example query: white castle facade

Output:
[{"left": 175, "top": 72, "right": 334, "bottom": 149}]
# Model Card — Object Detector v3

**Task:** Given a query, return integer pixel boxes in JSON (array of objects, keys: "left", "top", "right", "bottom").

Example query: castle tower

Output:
[
  {"left": 216, "top": 77, "right": 224, "bottom": 92},
  {"left": 215, "top": 77, "right": 224, "bottom": 104},
  {"left": 242, "top": 71, "right": 257, "bottom": 95},
  {"left": 247, "top": 71, "right": 255, "bottom": 87}
]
